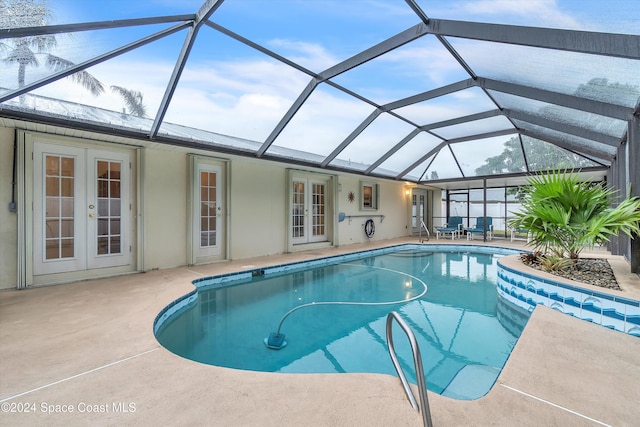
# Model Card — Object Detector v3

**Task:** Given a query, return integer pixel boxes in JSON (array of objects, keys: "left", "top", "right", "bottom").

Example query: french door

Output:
[
  {"left": 412, "top": 189, "right": 429, "bottom": 235},
  {"left": 194, "top": 163, "right": 223, "bottom": 258},
  {"left": 291, "top": 177, "right": 328, "bottom": 245},
  {"left": 33, "top": 143, "right": 131, "bottom": 275}
]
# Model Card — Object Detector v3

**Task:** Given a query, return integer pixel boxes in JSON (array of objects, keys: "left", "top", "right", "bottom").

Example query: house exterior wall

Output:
[
  {"left": 0, "top": 125, "right": 416, "bottom": 289},
  {"left": 228, "top": 158, "right": 287, "bottom": 259},
  {"left": 142, "top": 148, "right": 188, "bottom": 270},
  {"left": 335, "top": 175, "right": 410, "bottom": 245}
]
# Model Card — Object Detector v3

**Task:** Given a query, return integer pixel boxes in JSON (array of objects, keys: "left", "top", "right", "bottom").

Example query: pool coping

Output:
[{"left": 1, "top": 237, "right": 639, "bottom": 426}]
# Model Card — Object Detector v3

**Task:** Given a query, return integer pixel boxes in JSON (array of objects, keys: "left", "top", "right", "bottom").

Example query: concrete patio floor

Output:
[{"left": 1, "top": 238, "right": 639, "bottom": 426}]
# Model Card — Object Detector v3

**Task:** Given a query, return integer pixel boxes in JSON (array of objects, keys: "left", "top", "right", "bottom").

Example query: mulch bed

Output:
[{"left": 521, "top": 257, "right": 621, "bottom": 291}]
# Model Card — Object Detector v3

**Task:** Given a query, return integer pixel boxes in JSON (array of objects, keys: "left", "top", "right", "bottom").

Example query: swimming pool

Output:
[{"left": 154, "top": 244, "right": 530, "bottom": 400}]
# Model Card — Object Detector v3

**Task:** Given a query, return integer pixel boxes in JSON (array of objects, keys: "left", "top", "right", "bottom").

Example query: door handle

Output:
[{"left": 89, "top": 213, "right": 96, "bottom": 218}]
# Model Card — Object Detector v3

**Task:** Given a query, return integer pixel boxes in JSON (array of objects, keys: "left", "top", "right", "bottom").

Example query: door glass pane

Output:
[
  {"left": 44, "top": 155, "right": 75, "bottom": 260},
  {"left": 110, "top": 162, "right": 120, "bottom": 179},
  {"left": 97, "top": 237, "right": 109, "bottom": 255},
  {"left": 60, "top": 198, "right": 74, "bottom": 217},
  {"left": 110, "top": 219, "right": 121, "bottom": 235},
  {"left": 110, "top": 236, "right": 121, "bottom": 254},
  {"left": 200, "top": 171, "right": 217, "bottom": 248},
  {"left": 312, "top": 183, "right": 325, "bottom": 237},
  {"left": 61, "top": 157, "right": 74, "bottom": 177},
  {"left": 46, "top": 156, "right": 60, "bottom": 175},
  {"left": 98, "top": 199, "right": 108, "bottom": 216},
  {"left": 46, "top": 177, "right": 60, "bottom": 196},
  {"left": 412, "top": 194, "right": 417, "bottom": 228},
  {"left": 95, "top": 160, "right": 122, "bottom": 256},
  {"left": 61, "top": 219, "right": 74, "bottom": 237},
  {"left": 46, "top": 239, "right": 59, "bottom": 259},
  {"left": 98, "top": 218, "right": 109, "bottom": 236},
  {"left": 46, "top": 219, "right": 60, "bottom": 238},
  {"left": 98, "top": 180, "right": 109, "bottom": 197},
  {"left": 46, "top": 197, "right": 58, "bottom": 218},
  {"left": 292, "top": 181, "right": 305, "bottom": 238},
  {"left": 61, "top": 239, "right": 74, "bottom": 258},
  {"left": 61, "top": 178, "right": 74, "bottom": 197},
  {"left": 110, "top": 180, "right": 120, "bottom": 198}
]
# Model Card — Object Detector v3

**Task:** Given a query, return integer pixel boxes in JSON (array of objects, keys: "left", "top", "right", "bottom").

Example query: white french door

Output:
[
  {"left": 291, "top": 177, "right": 328, "bottom": 245},
  {"left": 33, "top": 143, "right": 131, "bottom": 275},
  {"left": 412, "top": 189, "right": 428, "bottom": 235},
  {"left": 194, "top": 163, "right": 223, "bottom": 258}
]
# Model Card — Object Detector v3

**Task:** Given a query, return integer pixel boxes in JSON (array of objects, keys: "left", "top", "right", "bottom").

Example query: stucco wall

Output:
[
  {"left": 228, "top": 158, "right": 287, "bottom": 259},
  {"left": 335, "top": 176, "right": 410, "bottom": 244},
  {"left": 142, "top": 148, "right": 188, "bottom": 270},
  {"left": 0, "top": 129, "right": 17, "bottom": 289}
]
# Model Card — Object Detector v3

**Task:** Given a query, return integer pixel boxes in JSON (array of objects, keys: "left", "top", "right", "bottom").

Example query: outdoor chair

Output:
[
  {"left": 466, "top": 217, "right": 493, "bottom": 240},
  {"left": 510, "top": 227, "right": 531, "bottom": 242},
  {"left": 436, "top": 216, "right": 463, "bottom": 240}
]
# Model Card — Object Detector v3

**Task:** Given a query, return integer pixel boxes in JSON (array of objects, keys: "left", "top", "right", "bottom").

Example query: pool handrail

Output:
[
  {"left": 386, "top": 311, "right": 433, "bottom": 427},
  {"left": 419, "top": 220, "right": 430, "bottom": 243}
]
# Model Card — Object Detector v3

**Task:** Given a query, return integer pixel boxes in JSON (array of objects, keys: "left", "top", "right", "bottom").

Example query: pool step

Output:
[{"left": 441, "top": 364, "right": 501, "bottom": 400}]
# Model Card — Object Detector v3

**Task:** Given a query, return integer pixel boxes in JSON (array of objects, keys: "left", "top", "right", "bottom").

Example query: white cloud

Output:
[{"left": 267, "top": 39, "right": 338, "bottom": 71}]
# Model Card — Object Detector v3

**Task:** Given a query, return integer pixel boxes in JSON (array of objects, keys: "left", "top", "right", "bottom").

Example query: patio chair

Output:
[
  {"left": 436, "top": 216, "right": 463, "bottom": 240},
  {"left": 510, "top": 227, "right": 531, "bottom": 242},
  {"left": 466, "top": 216, "right": 493, "bottom": 240}
]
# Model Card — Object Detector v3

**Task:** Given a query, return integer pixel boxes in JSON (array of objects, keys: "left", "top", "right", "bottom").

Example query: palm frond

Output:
[
  {"left": 4, "top": 43, "right": 39, "bottom": 67},
  {"left": 110, "top": 85, "right": 147, "bottom": 117},
  {"left": 46, "top": 54, "right": 104, "bottom": 96}
]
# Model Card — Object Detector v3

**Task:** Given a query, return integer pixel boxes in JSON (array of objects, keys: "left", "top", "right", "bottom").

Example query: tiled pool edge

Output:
[{"left": 497, "top": 257, "right": 640, "bottom": 337}]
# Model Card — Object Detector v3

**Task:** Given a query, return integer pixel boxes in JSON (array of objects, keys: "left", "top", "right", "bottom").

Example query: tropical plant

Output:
[
  {"left": 509, "top": 169, "right": 640, "bottom": 262},
  {"left": 110, "top": 85, "right": 147, "bottom": 117},
  {"left": 1, "top": 0, "right": 104, "bottom": 97}
]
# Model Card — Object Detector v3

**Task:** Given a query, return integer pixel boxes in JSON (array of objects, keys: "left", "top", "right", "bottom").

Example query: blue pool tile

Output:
[
  {"left": 626, "top": 315, "right": 640, "bottom": 326},
  {"left": 616, "top": 296, "right": 640, "bottom": 307}
]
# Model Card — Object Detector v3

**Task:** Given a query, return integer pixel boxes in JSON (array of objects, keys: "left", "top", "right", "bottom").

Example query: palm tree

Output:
[
  {"left": 1, "top": 0, "right": 104, "bottom": 98},
  {"left": 510, "top": 170, "right": 640, "bottom": 262},
  {"left": 110, "top": 85, "right": 147, "bottom": 118}
]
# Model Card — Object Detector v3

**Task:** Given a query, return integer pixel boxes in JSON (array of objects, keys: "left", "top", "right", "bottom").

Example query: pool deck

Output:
[{"left": 1, "top": 238, "right": 639, "bottom": 426}]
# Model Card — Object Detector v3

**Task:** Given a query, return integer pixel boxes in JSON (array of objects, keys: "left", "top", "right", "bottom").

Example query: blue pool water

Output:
[{"left": 155, "top": 245, "right": 531, "bottom": 400}]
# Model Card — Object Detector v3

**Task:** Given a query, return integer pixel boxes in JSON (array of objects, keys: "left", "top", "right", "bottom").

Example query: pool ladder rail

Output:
[
  {"left": 419, "top": 220, "right": 430, "bottom": 243},
  {"left": 386, "top": 311, "right": 433, "bottom": 427}
]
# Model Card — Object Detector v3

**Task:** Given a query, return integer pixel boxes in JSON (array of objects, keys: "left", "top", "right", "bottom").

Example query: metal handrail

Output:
[
  {"left": 345, "top": 214, "right": 385, "bottom": 224},
  {"left": 419, "top": 220, "right": 430, "bottom": 242},
  {"left": 386, "top": 311, "right": 433, "bottom": 427}
]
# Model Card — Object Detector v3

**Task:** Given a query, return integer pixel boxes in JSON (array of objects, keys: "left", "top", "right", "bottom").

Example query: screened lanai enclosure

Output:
[{"left": 1, "top": 0, "right": 639, "bottom": 274}]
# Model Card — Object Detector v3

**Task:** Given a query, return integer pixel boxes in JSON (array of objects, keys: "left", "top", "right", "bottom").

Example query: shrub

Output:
[{"left": 509, "top": 169, "right": 640, "bottom": 261}]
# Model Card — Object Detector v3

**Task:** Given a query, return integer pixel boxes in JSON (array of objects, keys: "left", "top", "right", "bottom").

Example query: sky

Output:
[{"left": 1, "top": 0, "right": 638, "bottom": 179}]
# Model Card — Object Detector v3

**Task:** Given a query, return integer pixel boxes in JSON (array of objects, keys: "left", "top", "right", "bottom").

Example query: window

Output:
[{"left": 361, "top": 181, "right": 378, "bottom": 210}]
